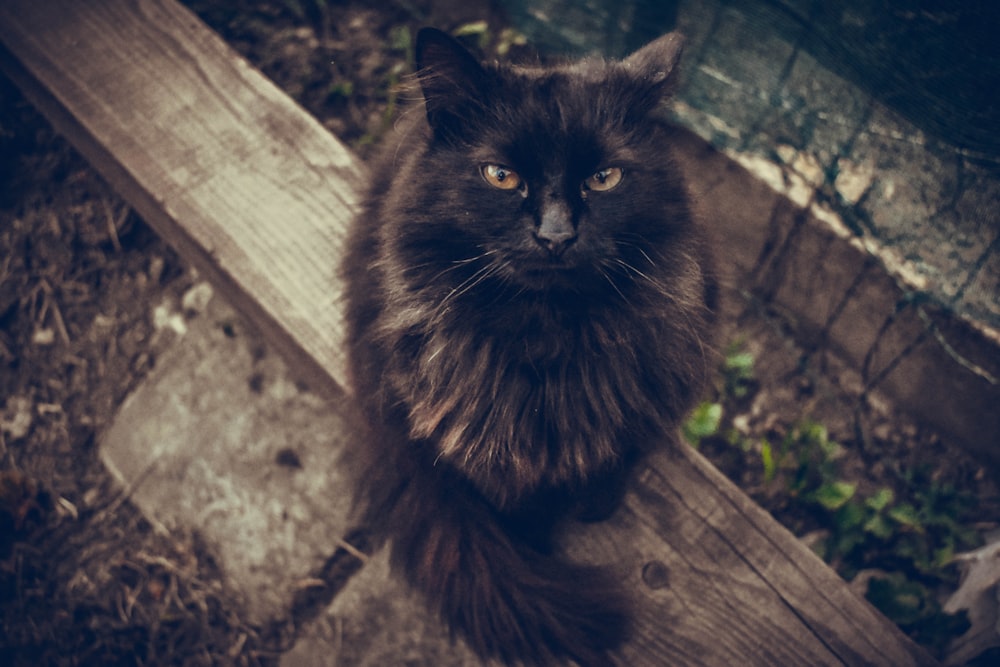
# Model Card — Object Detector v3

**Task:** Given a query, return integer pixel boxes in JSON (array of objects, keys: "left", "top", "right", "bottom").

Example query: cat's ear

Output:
[
  {"left": 415, "top": 28, "right": 491, "bottom": 137},
  {"left": 623, "top": 31, "right": 684, "bottom": 89},
  {"left": 621, "top": 32, "right": 685, "bottom": 116}
]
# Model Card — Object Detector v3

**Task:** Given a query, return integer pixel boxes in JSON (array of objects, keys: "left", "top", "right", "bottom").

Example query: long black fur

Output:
[{"left": 343, "top": 28, "right": 716, "bottom": 665}]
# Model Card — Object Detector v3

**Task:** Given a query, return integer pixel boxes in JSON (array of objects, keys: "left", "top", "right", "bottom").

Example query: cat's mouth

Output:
[{"left": 514, "top": 257, "right": 587, "bottom": 290}]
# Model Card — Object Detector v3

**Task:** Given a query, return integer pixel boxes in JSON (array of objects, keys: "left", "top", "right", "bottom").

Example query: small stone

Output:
[
  {"left": 871, "top": 422, "right": 892, "bottom": 442},
  {"left": 732, "top": 414, "right": 751, "bottom": 435},
  {"left": 182, "top": 282, "right": 214, "bottom": 315},
  {"left": 775, "top": 144, "right": 797, "bottom": 164},
  {"left": 834, "top": 158, "right": 875, "bottom": 205},
  {"left": 148, "top": 255, "right": 165, "bottom": 284},
  {"left": 153, "top": 300, "right": 187, "bottom": 335},
  {"left": 791, "top": 151, "right": 825, "bottom": 187},
  {"left": 32, "top": 327, "right": 55, "bottom": 346},
  {"left": 1, "top": 396, "right": 33, "bottom": 440}
]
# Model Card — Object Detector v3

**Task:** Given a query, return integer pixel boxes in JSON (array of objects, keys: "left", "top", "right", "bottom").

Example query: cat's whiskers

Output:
[
  {"left": 611, "top": 257, "right": 670, "bottom": 295},
  {"left": 614, "top": 235, "right": 667, "bottom": 261},
  {"left": 451, "top": 250, "right": 499, "bottom": 266},
  {"left": 596, "top": 261, "right": 630, "bottom": 303},
  {"left": 613, "top": 237, "right": 662, "bottom": 267},
  {"left": 401, "top": 251, "right": 491, "bottom": 277},
  {"left": 431, "top": 255, "right": 506, "bottom": 322},
  {"left": 607, "top": 252, "right": 712, "bottom": 371},
  {"left": 635, "top": 247, "right": 658, "bottom": 268},
  {"left": 424, "top": 248, "right": 499, "bottom": 287}
]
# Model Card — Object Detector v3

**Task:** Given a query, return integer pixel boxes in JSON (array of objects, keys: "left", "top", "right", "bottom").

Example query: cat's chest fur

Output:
[{"left": 371, "top": 274, "right": 702, "bottom": 509}]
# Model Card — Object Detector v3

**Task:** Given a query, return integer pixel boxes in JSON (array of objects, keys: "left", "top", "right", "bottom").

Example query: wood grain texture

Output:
[
  {"left": 0, "top": 0, "right": 363, "bottom": 397},
  {"left": 0, "top": 1, "right": 938, "bottom": 664},
  {"left": 569, "top": 443, "right": 939, "bottom": 666}
]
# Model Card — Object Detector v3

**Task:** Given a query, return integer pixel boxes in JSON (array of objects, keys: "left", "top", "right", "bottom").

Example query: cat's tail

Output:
[{"left": 371, "top": 463, "right": 631, "bottom": 666}]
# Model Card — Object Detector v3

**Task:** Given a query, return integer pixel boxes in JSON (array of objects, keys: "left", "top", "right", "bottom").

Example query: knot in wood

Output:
[{"left": 641, "top": 560, "right": 670, "bottom": 590}]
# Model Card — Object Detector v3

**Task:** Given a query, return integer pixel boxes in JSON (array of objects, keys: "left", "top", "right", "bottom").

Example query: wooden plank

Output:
[
  {"left": 317, "top": 433, "right": 939, "bottom": 666},
  {"left": 0, "top": 1, "right": 938, "bottom": 664},
  {"left": 597, "top": 444, "right": 935, "bottom": 665},
  {"left": 0, "top": 0, "right": 363, "bottom": 398}
]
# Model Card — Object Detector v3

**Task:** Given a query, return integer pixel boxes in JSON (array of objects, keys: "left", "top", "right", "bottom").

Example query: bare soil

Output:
[{"left": 1, "top": 1, "right": 997, "bottom": 665}]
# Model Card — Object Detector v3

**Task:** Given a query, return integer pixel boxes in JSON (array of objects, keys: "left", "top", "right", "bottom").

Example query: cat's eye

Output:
[
  {"left": 583, "top": 167, "right": 624, "bottom": 192},
  {"left": 481, "top": 164, "right": 524, "bottom": 192}
]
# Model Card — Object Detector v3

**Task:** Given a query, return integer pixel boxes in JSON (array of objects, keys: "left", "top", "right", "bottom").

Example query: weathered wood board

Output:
[
  {"left": 0, "top": 0, "right": 939, "bottom": 664},
  {"left": 0, "top": 0, "right": 363, "bottom": 398}
]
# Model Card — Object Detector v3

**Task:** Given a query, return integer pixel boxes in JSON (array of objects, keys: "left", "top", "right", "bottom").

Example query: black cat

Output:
[{"left": 343, "top": 27, "right": 716, "bottom": 665}]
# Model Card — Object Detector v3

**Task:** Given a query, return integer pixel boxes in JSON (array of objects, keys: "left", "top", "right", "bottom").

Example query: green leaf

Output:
[
  {"left": 863, "top": 514, "right": 894, "bottom": 540},
  {"left": 389, "top": 25, "right": 412, "bottom": 53},
  {"left": 932, "top": 544, "right": 955, "bottom": 569},
  {"left": 761, "top": 439, "right": 776, "bottom": 482},
  {"left": 453, "top": 20, "right": 490, "bottom": 37},
  {"left": 496, "top": 28, "right": 527, "bottom": 56},
  {"left": 888, "top": 503, "right": 923, "bottom": 530},
  {"left": 832, "top": 529, "right": 866, "bottom": 560},
  {"left": 803, "top": 422, "right": 828, "bottom": 446},
  {"left": 453, "top": 21, "right": 491, "bottom": 49},
  {"left": 724, "top": 351, "right": 755, "bottom": 373},
  {"left": 866, "top": 574, "right": 929, "bottom": 626},
  {"left": 327, "top": 80, "right": 354, "bottom": 98},
  {"left": 865, "top": 487, "right": 894, "bottom": 512},
  {"left": 682, "top": 402, "right": 722, "bottom": 446},
  {"left": 812, "top": 480, "right": 857, "bottom": 511},
  {"left": 721, "top": 343, "right": 755, "bottom": 397},
  {"left": 819, "top": 436, "right": 842, "bottom": 461},
  {"left": 835, "top": 501, "right": 866, "bottom": 532}
]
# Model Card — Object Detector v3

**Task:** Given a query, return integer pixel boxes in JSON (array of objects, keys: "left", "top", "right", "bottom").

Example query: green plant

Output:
[
  {"left": 355, "top": 25, "right": 412, "bottom": 148},
  {"left": 452, "top": 20, "right": 491, "bottom": 50},
  {"left": 682, "top": 401, "right": 722, "bottom": 447},
  {"left": 780, "top": 422, "right": 855, "bottom": 509},
  {"left": 680, "top": 343, "right": 752, "bottom": 446},
  {"left": 865, "top": 571, "right": 970, "bottom": 650},
  {"left": 452, "top": 21, "right": 528, "bottom": 56},
  {"left": 774, "top": 428, "right": 976, "bottom": 654},
  {"left": 720, "top": 340, "right": 755, "bottom": 399},
  {"left": 764, "top": 423, "right": 975, "bottom": 651},
  {"left": 682, "top": 340, "right": 979, "bottom": 657}
]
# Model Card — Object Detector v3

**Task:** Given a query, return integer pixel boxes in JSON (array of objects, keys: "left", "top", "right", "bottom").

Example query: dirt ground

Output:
[{"left": 1, "top": 1, "right": 997, "bottom": 665}]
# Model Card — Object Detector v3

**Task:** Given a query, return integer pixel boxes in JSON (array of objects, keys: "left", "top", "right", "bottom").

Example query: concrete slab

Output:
[
  {"left": 100, "top": 286, "right": 477, "bottom": 663},
  {"left": 281, "top": 549, "right": 479, "bottom": 667},
  {"left": 100, "top": 289, "right": 361, "bottom": 624}
]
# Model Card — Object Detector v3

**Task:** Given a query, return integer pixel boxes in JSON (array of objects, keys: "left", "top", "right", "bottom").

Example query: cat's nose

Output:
[
  {"left": 535, "top": 202, "right": 577, "bottom": 257},
  {"left": 534, "top": 229, "right": 577, "bottom": 256}
]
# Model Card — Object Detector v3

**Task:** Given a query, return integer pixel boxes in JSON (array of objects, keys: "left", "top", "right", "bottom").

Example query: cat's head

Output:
[{"left": 388, "top": 28, "right": 693, "bottom": 299}]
